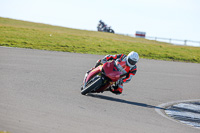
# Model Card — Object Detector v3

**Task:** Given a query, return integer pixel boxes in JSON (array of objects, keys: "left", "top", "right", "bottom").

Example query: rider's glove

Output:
[
  {"left": 95, "top": 59, "right": 102, "bottom": 68},
  {"left": 101, "top": 58, "right": 107, "bottom": 64}
]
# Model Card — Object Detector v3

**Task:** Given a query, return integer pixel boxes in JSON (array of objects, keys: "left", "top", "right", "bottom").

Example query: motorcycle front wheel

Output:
[
  {"left": 110, "top": 29, "right": 114, "bottom": 33},
  {"left": 81, "top": 77, "right": 102, "bottom": 95}
]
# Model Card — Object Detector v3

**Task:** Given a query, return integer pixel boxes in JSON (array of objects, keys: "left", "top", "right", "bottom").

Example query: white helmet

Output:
[{"left": 126, "top": 51, "right": 139, "bottom": 68}]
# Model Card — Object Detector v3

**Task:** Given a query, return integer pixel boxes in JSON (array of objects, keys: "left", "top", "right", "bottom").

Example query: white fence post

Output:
[{"left": 184, "top": 40, "right": 187, "bottom": 46}]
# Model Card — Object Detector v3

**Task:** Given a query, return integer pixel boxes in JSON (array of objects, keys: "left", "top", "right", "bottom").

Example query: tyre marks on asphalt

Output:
[
  {"left": 156, "top": 100, "right": 200, "bottom": 129},
  {"left": 165, "top": 102, "right": 200, "bottom": 129}
]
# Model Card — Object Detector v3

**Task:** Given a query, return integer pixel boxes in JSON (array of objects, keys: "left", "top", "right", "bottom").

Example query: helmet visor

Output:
[{"left": 128, "top": 58, "right": 137, "bottom": 65}]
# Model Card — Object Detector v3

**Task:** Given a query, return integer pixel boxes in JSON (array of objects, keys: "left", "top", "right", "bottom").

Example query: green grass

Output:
[
  {"left": 0, "top": 17, "right": 200, "bottom": 63},
  {"left": 0, "top": 131, "right": 10, "bottom": 133}
]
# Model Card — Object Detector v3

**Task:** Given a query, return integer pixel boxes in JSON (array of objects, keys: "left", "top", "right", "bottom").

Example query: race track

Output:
[{"left": 0, "top": 46, "right": 200, "bottom": 133}]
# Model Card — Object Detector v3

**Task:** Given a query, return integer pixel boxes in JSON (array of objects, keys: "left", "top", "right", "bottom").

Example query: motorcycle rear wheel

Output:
[{"left": 81, "top": 77, "right": 102, "bottom": 95}]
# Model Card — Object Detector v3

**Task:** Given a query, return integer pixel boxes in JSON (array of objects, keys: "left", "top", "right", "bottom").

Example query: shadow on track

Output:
[{"left": 87, "top": 94, "right": 165, "bottom": 110}]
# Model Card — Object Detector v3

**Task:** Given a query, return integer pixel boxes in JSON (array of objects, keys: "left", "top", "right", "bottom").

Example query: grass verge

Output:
[{"left": 0, "top": 17, "right": 200, "bottom": 63}]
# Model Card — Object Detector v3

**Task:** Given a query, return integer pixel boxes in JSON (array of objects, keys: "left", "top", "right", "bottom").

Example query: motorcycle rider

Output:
[
  {"left": 94, "top": 51, "right": 139, "bottom": 95},
  {"left": 99, "top": 20, "right": 107, "bottom": 31},
  {"left": 99, "top": 20, "right": 105, "bottom": 28}
]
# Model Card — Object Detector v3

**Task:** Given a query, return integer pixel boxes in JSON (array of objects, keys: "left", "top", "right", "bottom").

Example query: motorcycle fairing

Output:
[
  {"left": 83, "top": 65, "right": 102, "bottom": 88},
  {"left": 103, "top": 61, "right": 123, "bottom": 82},
  {"left": 82, "top": 61, "right": 123, "bottom": 93}
]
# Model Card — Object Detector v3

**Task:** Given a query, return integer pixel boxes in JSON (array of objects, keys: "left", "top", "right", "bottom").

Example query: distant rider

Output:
[
  {"left": 99, "top": 20, "right": 105, "bottom": 28},
  {"left": 94, "top": 51, "right": 139, "bottom": 95},
  {"left": 99, "top": 20, "right": 107, "bottom": 31}
]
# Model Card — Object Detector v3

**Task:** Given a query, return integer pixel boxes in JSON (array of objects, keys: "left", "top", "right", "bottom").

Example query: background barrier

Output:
[{"left": 116, "top": 33, "right": 200, "bottom": 47}]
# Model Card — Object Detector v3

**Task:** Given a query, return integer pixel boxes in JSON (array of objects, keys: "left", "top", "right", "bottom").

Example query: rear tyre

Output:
[{"left": 81, "top": 77, "right": 102, "bottom": 95}]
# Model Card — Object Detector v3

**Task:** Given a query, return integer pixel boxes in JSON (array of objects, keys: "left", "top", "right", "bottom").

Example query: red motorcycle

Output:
[{"left": 81, "top": 60, "right": 126, "bottom": 95}]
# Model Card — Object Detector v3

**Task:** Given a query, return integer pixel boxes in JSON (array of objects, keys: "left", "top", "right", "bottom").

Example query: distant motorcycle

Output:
[
  {"left": 81, "top": 60, "right": 126, "bottom": 95},
  {"left": 97, "top": 23, "right": 115, "bottom": 33}
]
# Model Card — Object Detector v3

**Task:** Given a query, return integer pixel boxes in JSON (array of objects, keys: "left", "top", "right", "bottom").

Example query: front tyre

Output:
[
  {"left": 110, "top": 29, "right": 115, "bottom": 33},
  {"left": 81, "top": 77, "right": 102, "bottom": 95}
]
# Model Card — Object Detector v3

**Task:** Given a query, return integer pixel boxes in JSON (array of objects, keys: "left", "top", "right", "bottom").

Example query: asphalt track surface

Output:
[{"left": 0, "top": 46, "right": 200, "bottom": 133}]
